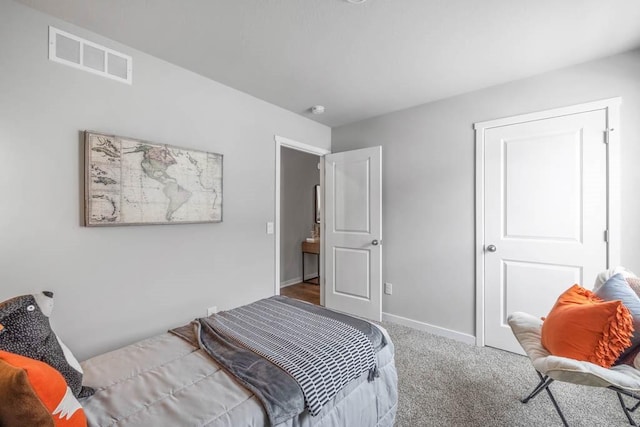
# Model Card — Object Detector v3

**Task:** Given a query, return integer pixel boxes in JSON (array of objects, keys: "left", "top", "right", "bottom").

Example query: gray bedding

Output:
[
  {"left": 171, "top": 319, "right": 304, "bottom": 425},
  {"left": 80, "top": 307, "right": 397, "bottom": 426},
  {"left": 171, "top": 296, "right": 384, "bottom": 424}
]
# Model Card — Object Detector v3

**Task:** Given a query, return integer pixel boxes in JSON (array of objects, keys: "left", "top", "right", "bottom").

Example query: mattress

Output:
[{"left": 80, "top": 323, "right": 397, "bottom": 426}]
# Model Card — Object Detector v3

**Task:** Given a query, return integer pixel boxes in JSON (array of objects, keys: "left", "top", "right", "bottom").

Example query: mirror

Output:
[{"left": 314, "top": 184, "right": 320, "bottom": 224}]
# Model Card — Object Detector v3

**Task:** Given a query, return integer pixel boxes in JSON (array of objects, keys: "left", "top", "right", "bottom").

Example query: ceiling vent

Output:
[{"left": 48, "top": 26, "right": 132, "bottom": 85}]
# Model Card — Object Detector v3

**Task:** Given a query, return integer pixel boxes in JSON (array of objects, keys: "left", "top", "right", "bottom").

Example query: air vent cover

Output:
[{"left": 48, "top": 26, "right": 132, "bottom": 85}]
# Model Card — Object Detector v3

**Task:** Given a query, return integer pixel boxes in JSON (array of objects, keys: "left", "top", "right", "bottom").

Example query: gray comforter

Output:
[
  {"left": 172, "top": 318, "right": 303, "bottom": 424},
  {"left": 80, "top": 300, "right": 397, "bottom": 427},
  {"left": 171, "top": 296, "right": 385, "bottom": 424}
]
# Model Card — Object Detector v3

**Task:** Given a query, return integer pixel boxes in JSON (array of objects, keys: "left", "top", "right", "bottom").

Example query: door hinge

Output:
[
  {"left": 604, "top": 128, "right": 614, "bottom": 144},
  {"left": 604, "top": 229, "right": 609, "bottom": 243}
]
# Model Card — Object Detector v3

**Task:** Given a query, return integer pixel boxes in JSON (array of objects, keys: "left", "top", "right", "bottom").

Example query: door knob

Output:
[
  {"left": 371, "top": 239, "right": 379, "bottom": 246},
  {"left": 486, "top": 244, "right": 497, "bottom": 252}
]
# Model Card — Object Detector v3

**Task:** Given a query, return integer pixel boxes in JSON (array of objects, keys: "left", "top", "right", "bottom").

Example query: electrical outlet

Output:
[
  {"left": 207, "top": 306, "right": 218, "bottom": 316},
  {"left": 384, "top": 282, "right": 392, "bottom": 295}
]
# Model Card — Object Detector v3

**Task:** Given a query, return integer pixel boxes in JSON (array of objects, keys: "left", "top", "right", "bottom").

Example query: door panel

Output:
[
  {"left": 325, "top": 146, "right": 382, "bottom": 321},
  {"left": 334, "top": 247, "right": 370, "bottom": 299},
  {"left": 504, "top": 131, "right": 581, "bottom": 240},
  {"left": 501, "top": 261, "right": 581, "bottom": 326},
  {"left": 334, "top": 158, "right": 370, "bottom": 232},
  {"left": 484, "top": 109, "right": 607, "bottom": 354}
]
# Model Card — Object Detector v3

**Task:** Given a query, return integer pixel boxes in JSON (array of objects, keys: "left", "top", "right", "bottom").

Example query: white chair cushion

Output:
[
  {"left": 508, "top": 311, "right": 640, "bottom": 391},
  {"left": 593, "top": 266, "right": 637, "bottom": 292}
]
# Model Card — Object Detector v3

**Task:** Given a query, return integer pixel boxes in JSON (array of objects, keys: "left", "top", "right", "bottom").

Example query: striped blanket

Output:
[{"left": 204, "top": 297, "right": 378, "bottom": 417}]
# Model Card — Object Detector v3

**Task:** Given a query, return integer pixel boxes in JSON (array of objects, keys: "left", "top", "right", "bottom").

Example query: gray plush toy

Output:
[{"left": 0, "top": 291, "right": 94, "bottom": 398}]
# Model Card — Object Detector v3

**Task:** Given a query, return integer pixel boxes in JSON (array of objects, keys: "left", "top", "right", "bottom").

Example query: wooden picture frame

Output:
[{"left": 84, "top": 131, "right": 223, "bottom": 226}]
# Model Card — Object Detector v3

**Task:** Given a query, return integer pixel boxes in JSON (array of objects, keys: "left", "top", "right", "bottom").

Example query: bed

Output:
[{"left": 79, "top": 296, "right": 398, "bottom": 427}]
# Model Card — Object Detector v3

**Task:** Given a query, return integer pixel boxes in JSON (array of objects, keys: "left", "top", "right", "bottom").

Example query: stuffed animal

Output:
[
  {"left": 0, "top": 350, "right": 88, "bottom": 427},
  {"left": 0, "top": 291, "right": 94, "bottom": 398}
]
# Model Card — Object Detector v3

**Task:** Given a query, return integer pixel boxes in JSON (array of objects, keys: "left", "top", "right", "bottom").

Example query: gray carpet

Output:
[{"left": 383, "top": 321, "right": 636, "bottom": 426}]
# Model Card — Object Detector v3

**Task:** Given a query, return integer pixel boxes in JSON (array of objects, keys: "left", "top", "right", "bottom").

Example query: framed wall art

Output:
[{"left": 84, "top": 131, "right": 223, "bottom": 226}]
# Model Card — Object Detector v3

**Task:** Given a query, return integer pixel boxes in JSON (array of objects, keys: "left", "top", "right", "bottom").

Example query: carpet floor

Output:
[{"left": 383, "top": 321, "right": 635, "bottom": 426}]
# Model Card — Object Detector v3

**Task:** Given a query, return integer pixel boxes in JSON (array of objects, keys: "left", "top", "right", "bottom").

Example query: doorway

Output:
[
  {"left": 274, "top": 136, "right": 329, "bottom": 306},
  {"left": 475, "top": 98, "right": 621, "bottom": 353},
  {"left": 274, "top": 136, "right": 384, "bottom": 321}
]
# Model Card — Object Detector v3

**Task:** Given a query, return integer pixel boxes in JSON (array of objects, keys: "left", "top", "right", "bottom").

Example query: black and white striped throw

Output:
[{"left": 206, "top": 297, "right": 377, "bottom": 416}]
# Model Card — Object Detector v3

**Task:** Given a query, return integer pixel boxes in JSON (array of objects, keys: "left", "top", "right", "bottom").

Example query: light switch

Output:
[{"left": 266, "top": 222, "right": 274, "bottom": 234}]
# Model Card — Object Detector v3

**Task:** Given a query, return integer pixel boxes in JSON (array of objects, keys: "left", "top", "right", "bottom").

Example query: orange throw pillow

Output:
[
  {"left": 0, "top": 351, "right": 87, "bottom": 427},
  {"left": 541, "top": 284, "right": 633, "bottom": 368}
]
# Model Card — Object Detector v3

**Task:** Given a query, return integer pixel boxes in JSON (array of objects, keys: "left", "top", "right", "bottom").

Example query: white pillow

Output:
[{"left": 593, "top": 266, "right": 637, "bottom": 292}]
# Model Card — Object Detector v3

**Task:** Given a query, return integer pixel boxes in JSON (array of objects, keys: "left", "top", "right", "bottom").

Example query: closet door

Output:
[{"left": 480, "top": 106, "right": 611, "bottom": 354}]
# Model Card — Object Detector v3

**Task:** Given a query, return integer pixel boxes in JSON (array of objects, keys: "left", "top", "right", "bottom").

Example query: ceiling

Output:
[{"left": 16, "top": 0, "right": 640, "bottom": 127}]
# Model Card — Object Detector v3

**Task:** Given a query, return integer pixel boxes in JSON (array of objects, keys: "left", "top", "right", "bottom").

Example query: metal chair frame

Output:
[{"left": 522, "top": 370, "right": 640, "bottom": 426}]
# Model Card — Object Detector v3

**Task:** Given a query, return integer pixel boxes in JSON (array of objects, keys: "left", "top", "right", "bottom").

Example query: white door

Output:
[
  {"left": 324, "top": 146, "right": 382, "bottom": 321},
  {"left": 482, "top": 108, "right": 609, "bottom": 354}
]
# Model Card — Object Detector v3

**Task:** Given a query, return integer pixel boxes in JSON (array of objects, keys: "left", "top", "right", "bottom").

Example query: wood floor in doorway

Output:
[{"left": 280, "top": 282, "right": 320, "bottom": 305}]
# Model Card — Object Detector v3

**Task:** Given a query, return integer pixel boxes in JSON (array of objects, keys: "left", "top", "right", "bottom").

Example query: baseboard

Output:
[
  {"left": 280, "top": 273, "right": 319, "bottom": 288},
  {"left": 280, "top": 278, "right": 301, "bottom": 288},
  {"left": 382, "top": 312, "right": 476, "bottom": 345}
]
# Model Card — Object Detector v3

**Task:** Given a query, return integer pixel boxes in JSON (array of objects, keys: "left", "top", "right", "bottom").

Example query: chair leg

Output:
[
  {"left": 521, "top": 371, "right": 569, "bottom": 427},
  {"left": 616, "top": 392, "right": 638, "bottom": 426},
  {"left": 521, "top": 373, "right": 553, "bottom": 403},
  {"left": 609, "top": 386, "right": 640, "bottom": 426},
  {"left": 522, "top": 371, "right": 640, "bottom": 426}
]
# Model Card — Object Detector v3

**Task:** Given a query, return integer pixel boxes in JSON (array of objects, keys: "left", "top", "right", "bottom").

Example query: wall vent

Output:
[{"left": 48, "top": 26, "right": 132, "bottom": 85}]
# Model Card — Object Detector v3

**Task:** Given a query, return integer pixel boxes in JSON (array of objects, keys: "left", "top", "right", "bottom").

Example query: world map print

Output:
[{"left": 85, "top": 132, "right": 222, "bottom": 226}]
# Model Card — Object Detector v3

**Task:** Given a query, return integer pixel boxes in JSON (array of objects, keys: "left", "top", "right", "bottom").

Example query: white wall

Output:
[
  {"left": 280, "top": 147, "right": 320, "bottom": 285},
  {"left": 332, "top": 49, "right": 640, "bottom": 338},
  {"left": 0, "top": 0, "right": 330, "bottom": 360}
]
